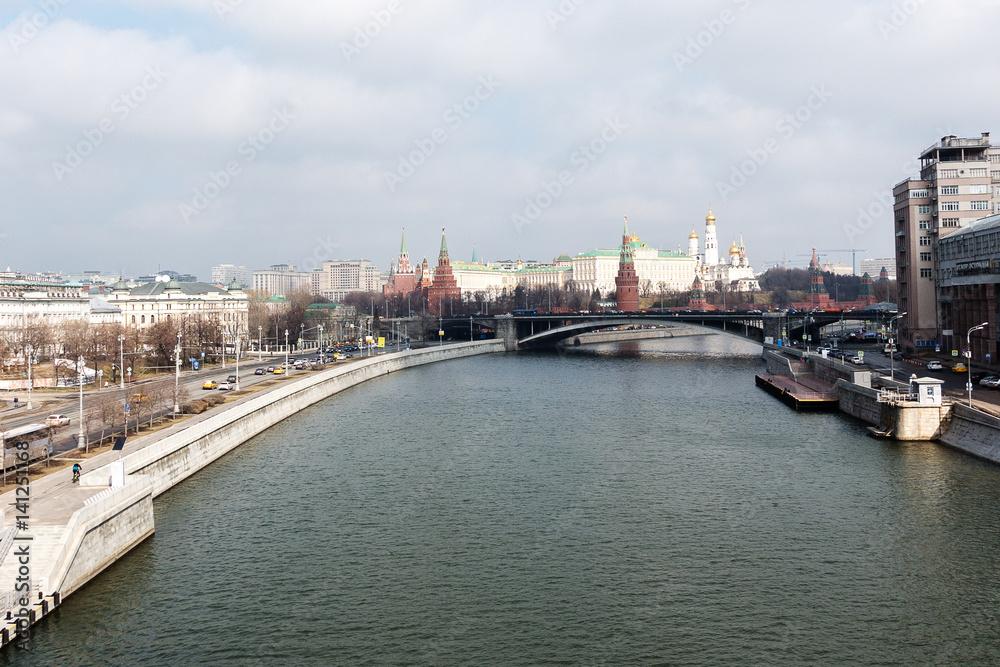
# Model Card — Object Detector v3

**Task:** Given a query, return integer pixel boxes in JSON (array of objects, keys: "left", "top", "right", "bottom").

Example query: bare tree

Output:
[
  {"left": 96, "top": 389, "right": 125, "bottom": 445},
  {"left": 144, "top": 378, "right": 173, "bottom": 428}
]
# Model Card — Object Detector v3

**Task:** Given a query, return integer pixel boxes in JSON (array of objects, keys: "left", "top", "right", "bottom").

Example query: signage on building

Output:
[{"left": 955, "top": 259, "right": 1000, "bottom": 276}]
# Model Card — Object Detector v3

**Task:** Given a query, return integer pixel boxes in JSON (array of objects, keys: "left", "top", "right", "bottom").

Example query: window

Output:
[
  {"left": 942, "top": 217, "right": 959, "bottom": 227},
  {"left": 918, "top": 205, "right": 932, "bottom": 214},
  {"left": 920, "top": 252, "right": 932, "bottom": 262},
  {"left": 940, "top": 201, "right": 960, "bottom": 211},
  {"left": 940, "top": 185, "right": 958, "bottom": 195},
  {"left": 919, "top": 236, "right": 932, "bottom": 246},
  {"left": 940, "top": 168, "right": 959, "bottom": 179},
  {"left": 918, "top": 220, "right": 930, "bottom": 230},
  {"left": 920, "top": 268, "right": 933, "bottom": 278},
  {"left": 909, "top": 189, "right": 929, "bottom": 198},
  {"left": 992, "top": 171, "right": 1000, "bottom": 182},
  {"left": 992, "top": 154, "right": 1000, "bottom": 164},
  {"left": 971, "top": 168, "right": 988, "bottom": 178},
  {"left": 971, "top": 201, "right": 990, "bottom": 210},
  {"left": 970, "top": 184, "right": 989, "bottom": 194}
]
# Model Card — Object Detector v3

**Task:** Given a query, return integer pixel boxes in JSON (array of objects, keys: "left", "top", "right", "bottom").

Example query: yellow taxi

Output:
[
  {"left": 202, "top": 380, "right": 218, "bottom": 390},
  {"left": 273, "top": 367, "right": 285, "bottom": 375},
  {"left": 952, "top": 363, "right": 968, "bottom": 373}
]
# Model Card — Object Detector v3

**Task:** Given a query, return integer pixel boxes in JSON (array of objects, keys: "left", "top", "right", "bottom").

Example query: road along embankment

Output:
[{"left": 0, "top": 340, "right": 503, "bottom": 648}]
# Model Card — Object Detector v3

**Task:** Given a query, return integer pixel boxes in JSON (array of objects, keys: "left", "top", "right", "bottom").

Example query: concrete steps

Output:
[{"left": 0, "top": 525, "right": 65, "bottom": 608}]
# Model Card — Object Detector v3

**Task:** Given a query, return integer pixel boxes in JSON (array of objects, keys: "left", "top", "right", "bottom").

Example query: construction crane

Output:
[{"left": 796, "top": 248, "right": 868, "bottom": 275}]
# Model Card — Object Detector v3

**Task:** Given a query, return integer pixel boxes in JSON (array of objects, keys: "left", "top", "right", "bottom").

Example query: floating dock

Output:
[{"left": 755, "top": 374, "right": 839, "bottom": 412}]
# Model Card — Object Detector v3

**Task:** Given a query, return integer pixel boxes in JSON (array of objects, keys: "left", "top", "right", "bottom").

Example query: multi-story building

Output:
[
  {"left": 0, "top": 280, "right": 121, "bottom": 331},
  {"left": 936, "top": 213, "right": 1000, "bottom": 368},
  {"left": 893, "top": 133, "right": 1000, "bottom": 352},
  {"left": 136, "top": 270, "right": 197, "bottom": 284},
  {"left": 211, "top": 264, "right": 253, "bottom": 288},
  {"left": 572, "top": 231, "right": 696, "bottom": 296},
  {"left": 106, "top": 278, "right": 249, "bottom": 336},
  {"left": 252, "top": 265, "right": 312, "bottom": 297},
  {"left": 311, "top": 260, "right": 381, "bottom": 302},
  {"left": 859, "top": 258, "right": 896, "bottom": 281}
]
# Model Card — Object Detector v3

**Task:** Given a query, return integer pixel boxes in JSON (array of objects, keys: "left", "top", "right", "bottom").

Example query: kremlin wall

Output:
[{"left": 384, "top": 210, "right": 887, "bottom": 315}]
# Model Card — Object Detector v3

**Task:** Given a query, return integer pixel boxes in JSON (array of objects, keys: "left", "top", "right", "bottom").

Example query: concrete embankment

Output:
[
  {"left": 565, "top": 327, "right": 712, "bottom": 346},
  {"left": 939, "top": 403, "right": 1000, "bottom": 464},
  {"left": 0, "top": 340, "right": 503, "bottom": 647}
]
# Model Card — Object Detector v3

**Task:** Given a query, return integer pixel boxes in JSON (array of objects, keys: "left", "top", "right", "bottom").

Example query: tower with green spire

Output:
[
  {"left": 383, "top": 227, "right": 415, "bottom": 297},
  {"left": 615, "top": 216, "right": 640, "bottom": 312}
]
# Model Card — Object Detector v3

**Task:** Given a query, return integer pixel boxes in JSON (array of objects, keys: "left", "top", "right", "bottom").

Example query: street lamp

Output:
[
  {"left": 889, "top": 311, "right": 906, "bottom": 381},
  {"left": 78, "top": 355, "right": 86, "bottom": 450},
  {"left": 25, "top": 344, "right": 33, "bottom": 410},
  {"left": 118, "top": 334, "right": 125, "bottom": 390},
  {"left": 258, "top": 325, "right": 263, "bottom": 361},
  {"left": 284, "top": 329, "right": 289, "bottom": 373},
  {"left": 967, "top": 321, "right": 989, "bottom": 407},
  {"left": 235, "top": 331, "right": 242, "bottom": 390},
  {"left": 174, "top": 331, "right": 182, "bottom": 416}
]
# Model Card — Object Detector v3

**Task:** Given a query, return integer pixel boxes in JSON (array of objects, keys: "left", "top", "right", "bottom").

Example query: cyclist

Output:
[{"left": 72, "top": 463, "right": 82, "bottom": 482}]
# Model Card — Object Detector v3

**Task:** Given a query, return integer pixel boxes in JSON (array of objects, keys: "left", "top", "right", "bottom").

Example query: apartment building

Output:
[
  {"left": 892, "top": 133, "right": 1000, "bottom": 352},
  {"left": 252, "top": 265, "right": 312, "bottom": 297},
  {"left": 312, "top": 260, "right": 382, "bottom": 301}
]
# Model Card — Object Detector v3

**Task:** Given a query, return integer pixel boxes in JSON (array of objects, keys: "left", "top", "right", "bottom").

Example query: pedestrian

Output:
[{"left": 13, "top": 397, "right": 17, "bottom": 407}]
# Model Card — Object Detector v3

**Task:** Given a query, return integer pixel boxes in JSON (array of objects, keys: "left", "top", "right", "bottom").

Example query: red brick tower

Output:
[
  {"left": 427, "top": 228, "right": 461, "bottom": 316},
  {"left": 615, "top": 216, "right": 640, "bottom": 312},
  {"left": 384, "top": 228, "right": 416, "bottom": 297},
  {"left": 689, "top": 274, "right": 707, "bottom": 309},
  {"left": 807, "top": 247, "right": 832, "bottom": 309}
]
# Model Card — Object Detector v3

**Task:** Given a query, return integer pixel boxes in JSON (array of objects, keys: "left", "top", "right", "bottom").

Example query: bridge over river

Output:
[{"left": 415, "top": 311, "right": 896, "bottom": 351}]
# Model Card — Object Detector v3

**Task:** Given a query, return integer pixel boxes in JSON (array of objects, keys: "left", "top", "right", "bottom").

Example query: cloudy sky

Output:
[{"left": 0, "top": 0, "right": 995, "bottom": 281}]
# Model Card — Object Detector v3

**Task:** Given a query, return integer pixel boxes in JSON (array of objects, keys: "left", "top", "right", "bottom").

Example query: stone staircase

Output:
[{"left": 0, "top": 525, "right": 66, "bottom": 611}]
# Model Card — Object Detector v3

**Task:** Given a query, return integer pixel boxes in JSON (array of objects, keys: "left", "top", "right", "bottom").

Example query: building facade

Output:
[
  {"left": 107, "top": 279, "right": 249, "bottom": 336},
  {"left": 253, "top": 265, "right": 313, "bottom": 297},
  {"left": 894, "top": 133, "right": 1000, "bottom": 352},
  {"left": 936, "top": 213, "right": 1000, "bottom": 367},
  {"left": 859, "top": 258, "right": 896, "bottom": 281},
  {"left": 211, "top": 264, "right": 253, "bottom": 288}
]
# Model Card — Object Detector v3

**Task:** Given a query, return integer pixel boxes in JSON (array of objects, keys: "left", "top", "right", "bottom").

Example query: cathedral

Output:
[{"left": 687, "top": 208, "right": 760, "bottom": 292}]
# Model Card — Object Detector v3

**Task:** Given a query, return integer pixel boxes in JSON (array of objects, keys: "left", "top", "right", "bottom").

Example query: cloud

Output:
[{"left": 2, "top": 1, "right": 1000, "bottom": 278}]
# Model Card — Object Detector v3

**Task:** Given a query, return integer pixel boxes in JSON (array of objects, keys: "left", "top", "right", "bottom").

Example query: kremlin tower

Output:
[
  {"left": 426, "top": 228, "right": 461, "bottom": 316},
  {"left": 806, "top": 247, "right": 832, "bottom": 309},
  {"left": 383, "top": 228, "right": 415, "bottom": 297},
  {"left": 614, "top": 216, "right": 640, "bottom": 312},
  {"left": 688, "top": 274, "right": 707, "bottom": 309}
]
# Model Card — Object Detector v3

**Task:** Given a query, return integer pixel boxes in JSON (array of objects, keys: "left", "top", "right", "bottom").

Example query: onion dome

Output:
[{"left": 705, "top": 208, "right": 716, "bottom": 224}]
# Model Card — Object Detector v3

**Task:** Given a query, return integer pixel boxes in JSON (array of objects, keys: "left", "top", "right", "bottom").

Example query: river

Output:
[{"left": 6, "top": 336, "right": 1000, "bottom": 666}]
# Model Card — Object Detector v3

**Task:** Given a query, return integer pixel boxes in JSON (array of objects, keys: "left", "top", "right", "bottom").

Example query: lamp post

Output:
[
  {"left": 889, "top": 311, "right": 906, "bottom": 381},
  {"left": 967, "top": 322, "right": 989, "bottom": 407},
  {"left": 258, "top": 326, "right": 263, "bottom": 362},
  {"left": 235, "top": 332, "right": 242, "bottom": 390},
  {"left": 284, "top": 329, "right": 289, "bottom": 374},
  {"left": 78, "top": 355, "right": 86, "bottom": 450},
  {"left": 119, "top": 334, "right": 125, "bottom": 390},
  {"left": 174, "top": 331, "right": 182, "bottom": 416},
  {"left": 25, "top": 345, "right": 33, "bottom": 410}
]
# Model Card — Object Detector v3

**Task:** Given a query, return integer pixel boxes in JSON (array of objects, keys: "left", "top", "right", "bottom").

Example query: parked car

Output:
[
  {"left": 850, "top": 356, "right": 865, "bottom": 365},
  {"left": 44, "top": 414, "right": 70, "bottom": 427},
  {"left": 254, "top": 368, "right": 265, "bottom": 375},
  {"left": 926, "top": 361, "right": 943, "bottom": 371},
  {"left": 202, "top": 380, "right": 218, "bottom": 390},
  {"left": 983, "top": 377, "right": 1000, "bottom": 389},
  {"left": 978, "top": 376, "right": 998, "bottom": 387},
  {"left": 952, "top": 363, "right": 968, "bottom": 373},
  {"left": 218, "top": 381, "right": 234, "bottom": 391}
]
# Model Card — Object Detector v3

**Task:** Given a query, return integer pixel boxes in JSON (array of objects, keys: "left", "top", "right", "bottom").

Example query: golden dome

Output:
[
  {"left": 689, "top": 228, "right": 699, "bottom": 239},
  {"left": 705, "top": 208, "right": 716, "bottom": 224},
  {"left": 729, "top": 240, "right": 740, "bottom": 255},
  {"left": 630, "top": 233, "right": 640, "bottom": 243}
]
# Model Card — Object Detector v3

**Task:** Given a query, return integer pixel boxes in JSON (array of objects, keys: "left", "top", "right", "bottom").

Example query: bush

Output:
[{"left": 180, "top": 395, "right": 226, "bottom": 414}]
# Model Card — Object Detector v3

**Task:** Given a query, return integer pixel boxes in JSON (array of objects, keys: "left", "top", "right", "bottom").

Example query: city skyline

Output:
[{"left": 3, "top": 2, "right": 999, "bottom": 280}]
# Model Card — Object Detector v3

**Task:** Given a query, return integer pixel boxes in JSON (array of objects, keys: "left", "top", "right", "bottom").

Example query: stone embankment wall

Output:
[
  {"left": 763, "top": 350, "right": 795, "bottom": 377},
  {"left": 939, "top": 404, "right": 1000, "bottom": 464},
  {"left": 812, "top": 357, "right": 857, "bottom": 385},
  {"left": 834, "top": 380, "right": 884, "bottom": 426}
]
